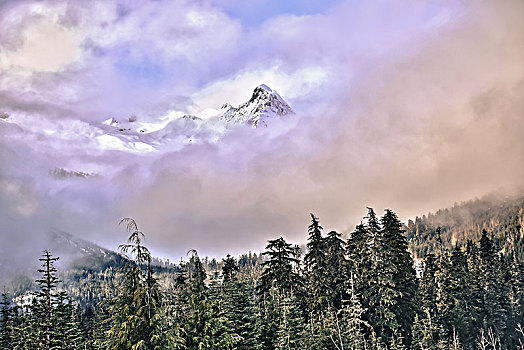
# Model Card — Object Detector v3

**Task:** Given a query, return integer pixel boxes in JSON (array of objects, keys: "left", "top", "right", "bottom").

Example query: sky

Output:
[{"left": 1, "top": 0, "right": 524, "bottom": 263}]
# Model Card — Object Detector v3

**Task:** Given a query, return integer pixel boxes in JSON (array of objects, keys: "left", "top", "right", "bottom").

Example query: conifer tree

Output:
[
  {"left": 0, "top": 291, "right": 13, "bottom": 350},
  {"left": 510, "top": 255, "right": 524, "bottom": 327},
  {"left": 207, "top": 272, "right": 241, "bottom": 349},
  {"left": 184, "top": 249, "right": 214, "bottom": 349},
  {"left": 332, "top": 275, "right": 369, "bottom": 350},
  {"left": 258, "top": 237, "right": 302, "bottom": 350},
  {"left": 347, "top": 222, "right": 371, "bottom": 313},
  {"left": 324, "top": 230, "right": 347, "bottom": 310},
  {"left": 304, "top": 214, "right": 328, "bottom": 310},
  {"left": 106, "top": 218, "right": 176, "bottom": 349},
  {"left": 12, "top": 305, "right": 37, "bottom": 350},
  {"left": 411, "top": 309, "right": 446, "bottom": 350},
  {"left": 447, "top": 246, "right": 472, "bottom": 343},
  {"left": 220, "top": 255, "right": 261, "bottom": 349},
  {"left": 477, "top": 230, "right": 512, "bottom": 345},
  {"left": 274, "top": 290, "right": 305, "bottom": 350},
  {"left": 90, "top": 304, "right": 112, "bottom": 349},
  {"left": 381, "top": 209, "right": 418, "bottom": 344},
  {"left": 222, "top": 254, "right": 239, "bottom": 283},
  {"left": 419, "top": 253, "right": 438, "bottom": 319},
  {"left": 33, "top": 250, "right": 61, "bottom": 350},
  {"left": 361, "top": 210, "right": 395, "bottom": 344},
  {"left": 52, "top": 291, "right": 82, "bottom": 349},
  {"left": 258, "top": 237, "right": 300, "bottom": 298},
  {"left": 359, "top": 208, "right": 382, "bottom": 320}
]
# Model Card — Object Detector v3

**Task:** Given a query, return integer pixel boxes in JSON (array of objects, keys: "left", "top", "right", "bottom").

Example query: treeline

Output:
[{"left": 1, "top": 210, "right": 524, "bottom": 349}]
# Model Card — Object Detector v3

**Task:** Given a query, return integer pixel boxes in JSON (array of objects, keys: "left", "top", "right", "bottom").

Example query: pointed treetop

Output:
[
  {"left": 222, "top": 254, "right": 239, "bottom": 282},
  {"left": 118, "top": 217, "right": 151, "bottom": 266}
]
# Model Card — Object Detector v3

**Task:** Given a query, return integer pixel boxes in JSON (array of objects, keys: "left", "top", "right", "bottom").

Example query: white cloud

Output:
[
  {"left": 188, "top": 65, "right": 330, "bottom": 115},
  {"left": 0, "top": 4, "right": 83, "bottom": 73}
]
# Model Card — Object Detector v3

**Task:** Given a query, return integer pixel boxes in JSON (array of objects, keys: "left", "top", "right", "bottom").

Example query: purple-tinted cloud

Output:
[{"left": 0, "top": 0, "right": 523, "bottom": 264}]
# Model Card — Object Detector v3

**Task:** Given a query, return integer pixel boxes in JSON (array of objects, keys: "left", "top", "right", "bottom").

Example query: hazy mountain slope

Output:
[
  {"left": 407, "top": 193, "right": 524, "bottom": 258},
  {"left": 0, "top": 231, "right": 123, "bottom": 292}
]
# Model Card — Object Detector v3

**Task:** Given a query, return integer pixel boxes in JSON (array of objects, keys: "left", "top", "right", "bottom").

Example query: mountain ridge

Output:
[
  {"left": 96, "top": 84, "right": 294, "bottom": 152},
  {"left": 220, "top": 84, "right": 294, "bottom": 127},
  {"left": 1, "top": 84, "right": 295, "bottom": 156}
]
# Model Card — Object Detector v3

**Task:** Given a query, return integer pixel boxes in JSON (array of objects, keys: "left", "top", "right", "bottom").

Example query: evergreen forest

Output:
[{"left": 2, "top": 206, "right": 524, "bottom": 350}]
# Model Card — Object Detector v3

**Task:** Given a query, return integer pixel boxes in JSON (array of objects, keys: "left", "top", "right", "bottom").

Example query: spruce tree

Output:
[
  {"left": 510, "top": 255, "right": 524, "bottom": 329},
  {"left": 52, "top": 291, "right": 82, "bottom": 349},
  {"left": 274, "top": 290, "right": 305, "bottom": 350},
  {"left": 90, "top": 303, "right": 112, "bottom": 349},
  {"left": 449, "top": 246, "right": 472, "bottom": 344},
  {"left": 12, "top": 305, "right": 37, "bottom": 350},
  {"left": 106, "top": 218, "right": 175, "bottom": 349},
  {"left": 258, "top": 237, "right": 300, "bottom": 298},
  {"left": 411, "top": 309, "right": 446, "bottom": 350},
  {"left": 324, "top": 230, "right": 347, "bottom": 310},
  {"left": 220, "top": 255, "right": 261, "bottom": 349},
  {"left": 381, "top": 209, "right": 418, "bottom": 345},
  {"left": 184, "top": 249, "right": 214, "bottom": 350},
  {"left": 222, "top": 254, "right": 239, "bottom": 283},
  {"left": 356, "top": 209, "right": 417, "bottom": 347},
  {"left": 33, "top": 250, "right": 61, "bottom": 350},
  {"left": 478, "top": 230, "right": 512, "bottom": 346},
  {"left": 304, "top": 214, "right": 328, "bottom": 310},
  {"left": 0, "top": 291, "right": 12, "bottom": 349},
  {"left": 333, "top": 276, "right": 369, "bottom": 350},
  {"left": 347, "top": 222, "right": 371, "bottom": 316},
  {"left": 258, "top": 237, "right": 302, "bottom": 349},
  {"left": 207, "top": 272, "right": 241, "bottom": 349},
  {"left": 419, "top": 253, "right": 438, "bottom": 320}
]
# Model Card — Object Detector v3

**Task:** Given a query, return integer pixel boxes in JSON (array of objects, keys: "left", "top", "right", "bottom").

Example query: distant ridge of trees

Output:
[{"left": 407, "top": 193, "right": 524, "bottom": 259}]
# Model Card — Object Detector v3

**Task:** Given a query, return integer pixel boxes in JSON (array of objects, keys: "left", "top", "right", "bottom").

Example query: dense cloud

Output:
[{"left": 0, "top": 0, "right": 523, "bottom": 262}]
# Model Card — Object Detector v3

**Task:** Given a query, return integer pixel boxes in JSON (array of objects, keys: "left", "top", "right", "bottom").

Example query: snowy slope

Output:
[
  {"left": 92, "top": 84, "right": 293, "bottom": 152},
  {"left": 220, "top": 84, "right": 294, "bottom": 128},
  {"left": 1, "top": 84, "right": 294, "bottom": 156}
]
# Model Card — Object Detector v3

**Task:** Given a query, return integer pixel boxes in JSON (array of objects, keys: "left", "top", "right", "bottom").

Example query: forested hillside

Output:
[
  {"left": 407, "top": 194, "right": 524, "bottom": 259},
  {"left": 1, "top": 206, "right": 524, "bottom": 349}
]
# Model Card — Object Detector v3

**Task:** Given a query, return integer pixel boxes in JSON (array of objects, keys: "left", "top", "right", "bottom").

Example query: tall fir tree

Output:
[
  {"left": 0, "top": 291, "right": 13, "bottom": 350},
  {"left": 274, "top": 290, "right": 305, "bottom": 350},
  {"left": 304, "top": 214, "right": 328, "bottom": 310},
  {"left": 381, "top": 209, "right": 418, "bottom": 345},
  {"left": 52, "top": 291, "right": 82, "bottom": 349},
  {"left": 184, "top": 249, "right": 215, "bottom": 350},
  {"left": 220, "top": 255, "right": 261, "bottom": 349},
  {"left": 106, "top": 218, "right": 176, "bottom": 349},
  {"left": 347, "top": 222, "right": 371, "bottom": 313},
  {"left": 258, "top": 237, "right": 300, "bottom": 299},
  {"left": 324, "top": 230, "right": 348, "bottom": 310},
  {"left": 258, "top": 237, "right": 302, "bottom": 350},
  {"left": 33, "top": 250, "right": 61, "bottom": 350},
  {"left": 478, "top": 230, "right": 512, "bottom": 346},
  {"left": 419, "top": 253, "right": 438, "bottom": 320},
  {"left": 207, "top": 272, "right": 242, "bottom": 349}
]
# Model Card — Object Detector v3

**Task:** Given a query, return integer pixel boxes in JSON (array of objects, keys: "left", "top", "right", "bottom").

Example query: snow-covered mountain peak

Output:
[
  {"left": 0, "top": 84, "right": 295, "bottom": 156},
  {"left": 254, "top": 83, "right": 272, "bottom": 92},
  {"left": 221, "top": 84, "right": 294, "bottom": 128}
]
